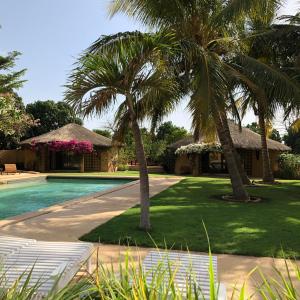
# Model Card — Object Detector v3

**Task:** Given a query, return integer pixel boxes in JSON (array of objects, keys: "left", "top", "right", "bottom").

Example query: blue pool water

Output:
[{"left": 0, "top": 177, "right": 132, "bottom": 219}]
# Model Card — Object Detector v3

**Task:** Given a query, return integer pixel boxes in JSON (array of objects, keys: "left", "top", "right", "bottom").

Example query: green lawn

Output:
[{"left": 81, "top": 177, "right": 300, "bottom": 258}]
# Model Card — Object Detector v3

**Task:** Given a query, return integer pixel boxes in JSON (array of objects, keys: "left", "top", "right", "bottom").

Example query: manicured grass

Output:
[
  {"left": 47, "top": 171, "right": 176, "bottom": 178},
  {"left": 81, "top": 177, "right": 300, "bottom": 258}
]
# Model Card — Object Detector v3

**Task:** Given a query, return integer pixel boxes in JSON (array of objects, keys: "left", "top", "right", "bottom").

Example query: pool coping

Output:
[{"left": 0, "top": 175, "right": 140, "bottom": 228}]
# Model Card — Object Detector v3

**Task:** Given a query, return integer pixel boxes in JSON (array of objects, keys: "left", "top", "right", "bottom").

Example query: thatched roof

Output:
[
  {"left": 169, "top": 121, "right": 291, "bottom": 151},
  {"left": 21, "top": 123, "right": 112, "bottom": 147}
]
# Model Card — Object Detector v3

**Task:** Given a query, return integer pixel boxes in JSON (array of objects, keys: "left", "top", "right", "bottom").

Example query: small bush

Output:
[
  {"left": 117, "top": 164, "right": 129, "bottom": 171},
  {"left": 278, "top": 153, "right": 300, "bottom": 179}
]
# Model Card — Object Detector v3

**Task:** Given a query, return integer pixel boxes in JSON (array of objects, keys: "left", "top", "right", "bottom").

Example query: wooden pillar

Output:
[
  {"left": 192, "top": 154, "right": 201, "bottom": 176},
  {"left": 80, "top": 154, "right": 85, "bottom": 173}
]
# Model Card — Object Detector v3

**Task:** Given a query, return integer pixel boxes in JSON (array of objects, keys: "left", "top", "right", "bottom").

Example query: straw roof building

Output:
[
  {"left": 169, "top": 121, "right": 290, "bottom": 177},
  {"left": 20, "top": 124, "right": 118, "bottom": 172}
]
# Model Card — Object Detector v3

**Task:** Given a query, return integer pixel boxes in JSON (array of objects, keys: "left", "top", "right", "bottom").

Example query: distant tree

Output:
[
  {"left": 0, "top": 51, "right": 34, "bottom": 148},
  {"left": 0, "top": 52, "right": 26, "bottom": 94},
  {"left": 156, "top": 121, "right": 189, "bottom": 145},
  {"left": 25, "top": 100, "right": 82, "bottom": 138},
  {"left": 0, "top": 94, "right": 32, "bottom": 149},
  {"left": 93, "top": 129, "right": 112, "bottom": 139},
  {"left": 246, "top": 122, "right": 282, "bottom": 142}
]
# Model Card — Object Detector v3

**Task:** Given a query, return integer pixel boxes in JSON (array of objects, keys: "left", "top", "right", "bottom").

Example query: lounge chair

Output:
[
  {"left": 0, "top": 236, "right": 94, "bottom": 297},
  {"left": 143, "top": 250, "right": 226, "bottom": 300},
  {"left": 3, "top": 164, "right": 20, "bottom": 174}
]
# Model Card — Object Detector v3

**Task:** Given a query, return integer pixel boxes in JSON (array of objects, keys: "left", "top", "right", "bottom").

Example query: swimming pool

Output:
[{"left": 0, "top": 177, "right": 133, "bottom": 219}]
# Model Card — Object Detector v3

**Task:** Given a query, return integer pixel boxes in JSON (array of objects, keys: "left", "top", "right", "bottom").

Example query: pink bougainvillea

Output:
[
  {"left": 48, "top": 140, "right": 93, "bottom": 154},
  {"left": 30, "top": 140, "right": 93, "bottom": 154}
]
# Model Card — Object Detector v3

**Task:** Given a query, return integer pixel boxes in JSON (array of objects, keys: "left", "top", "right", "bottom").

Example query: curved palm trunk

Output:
[
  {"left": 220, "top": 112, "right": 251, "bottom": 185},
  {"left": 126, "top": 95, "right": 151, "bottom": 230},
  {"left": 213, "top": 109, "right": 250, "bottom": 201},
  {"left": 257, "top": 105, "right": 274, "bottom": 183}
]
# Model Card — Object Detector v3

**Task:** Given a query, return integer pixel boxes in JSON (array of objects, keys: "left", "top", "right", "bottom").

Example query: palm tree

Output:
[
  {"left": 109, "top": 0, "right": 268, "bottom": 201},
  {"left": 110, "top": 0, "right": 300, "bottom": 198},
  {"left": 233, "top": 4, "right": 300, "bottom": 183},
  {"left": 65, "top": 31, "right": 179, "bottom": 230}
]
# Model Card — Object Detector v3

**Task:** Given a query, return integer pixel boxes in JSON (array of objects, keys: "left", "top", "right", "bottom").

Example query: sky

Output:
[{"left": 0, "top": 0, "right": 299, "bottom": 133}]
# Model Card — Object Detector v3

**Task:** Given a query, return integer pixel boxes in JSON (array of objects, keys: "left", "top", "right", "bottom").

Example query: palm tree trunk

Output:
[
  {"left": 213, "top": 110, "right": 250, "bottom": 201},
  {"left": 126, "top": 95, "right": 151, "bottom": 230},
  {"left": 257, "top": 105, "right": 274, "bottom": 183},
  {"left": 219, "top": 112, "right": 251, "bottom": 185}
]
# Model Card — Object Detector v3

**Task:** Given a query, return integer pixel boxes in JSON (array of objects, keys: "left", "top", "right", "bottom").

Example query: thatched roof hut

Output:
[
  {"left": 21, "top": 123, "right": 112, "bottom": 147},
  {"left": 169, "top": 121, "right": 290, "bottom": 151}
]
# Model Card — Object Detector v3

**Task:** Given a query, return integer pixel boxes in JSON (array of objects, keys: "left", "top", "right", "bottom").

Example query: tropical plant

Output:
[
  {"left": 233, "top": 2, "right": 300, "bottom": 184},
  {"left": 112, "top": 0, "right": 300, "bottom": 189},
  {"left": 65, "top": 31, "right": 179, "bottom": 230},
  {"left": 110, "top": 0, "right": 286, "bottom": 200}
]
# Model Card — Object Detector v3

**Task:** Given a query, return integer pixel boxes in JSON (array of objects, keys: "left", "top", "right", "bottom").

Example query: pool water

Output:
[{"left": 0, "top": 177, "right": 132, "bottom": 219}]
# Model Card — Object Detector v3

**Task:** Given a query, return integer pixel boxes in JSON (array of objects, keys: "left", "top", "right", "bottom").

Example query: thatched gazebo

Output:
[
  {"left": 21, "top": 123, "right": 118, "bottom": 172},
  {"left": 168, "top": 121, "right": 290, "bottom": 177}
]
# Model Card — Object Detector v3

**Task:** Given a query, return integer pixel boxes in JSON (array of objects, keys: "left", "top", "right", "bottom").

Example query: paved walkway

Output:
[
  {"left": 0, "top": 177, "right": 181, "bottom": 241},
  {"left": 0, "top": 172, "right": 43, "bottom": 183}
]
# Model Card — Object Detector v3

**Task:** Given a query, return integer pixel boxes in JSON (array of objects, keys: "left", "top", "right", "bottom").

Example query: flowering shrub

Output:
[
  {"left": 175, "top": 142, "right": 222, "bottom": 155},
  {"left": 30, "top": 140, "right": 93, "bottom": 154}
]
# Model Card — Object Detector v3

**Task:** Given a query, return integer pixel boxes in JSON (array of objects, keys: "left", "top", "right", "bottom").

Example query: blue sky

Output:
[{"left": 0, "top": 0, "right": 299, "bottom": 132}]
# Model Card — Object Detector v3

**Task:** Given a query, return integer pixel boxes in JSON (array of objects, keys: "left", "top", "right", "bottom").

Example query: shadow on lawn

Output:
[{"left": 81, "top": 178, "right": 300, "bottom": 258}]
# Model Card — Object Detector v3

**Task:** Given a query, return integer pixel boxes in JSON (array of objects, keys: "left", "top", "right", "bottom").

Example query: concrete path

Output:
[{"left": 0, "top": 177, "right": 181, "bottom": 241}]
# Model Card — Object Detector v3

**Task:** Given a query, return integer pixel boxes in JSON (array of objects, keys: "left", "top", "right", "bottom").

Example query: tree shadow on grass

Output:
[{"left": 81, "top": 178, "right": 300, "bottom": 258}]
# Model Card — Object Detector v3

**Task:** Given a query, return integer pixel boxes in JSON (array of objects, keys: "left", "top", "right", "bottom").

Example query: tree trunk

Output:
[
  {"left": 213, "top": 110, "right": 250, "bottom": 201},
  {"left": 219, "top": 112, "right": 251, "bottom": 185},
  {"left": 257, "top": 105, "right": 274, "bottom": 183},
  {"left": 126, "top": 95, "right": 151, "bottom": 230}
]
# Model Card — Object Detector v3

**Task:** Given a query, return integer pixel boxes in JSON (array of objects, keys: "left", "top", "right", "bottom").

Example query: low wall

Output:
[
  {"left": 0, "top": 150, "right": 25, "bottom": 164},
  {"left": 127, "top": 165, "right": 165, "bottom": 173}
]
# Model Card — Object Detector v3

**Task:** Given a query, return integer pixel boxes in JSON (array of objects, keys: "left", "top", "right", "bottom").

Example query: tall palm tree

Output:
[
  {"left": 110, "top": 0, "right": 300, "bottom": 194},
  {"left": 109, "top": 0, "right": 275, "bottom": 201},
  {"left": 65, "top": 31, "right": 178, "bottom": 230},
  {"left": 233, "top": 4, "right": 300, "bottom": 183}
]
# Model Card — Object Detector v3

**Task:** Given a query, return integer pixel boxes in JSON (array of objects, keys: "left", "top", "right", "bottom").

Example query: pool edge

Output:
[{"left": 0, "top": 176, "right": 140, "bottom": 228}]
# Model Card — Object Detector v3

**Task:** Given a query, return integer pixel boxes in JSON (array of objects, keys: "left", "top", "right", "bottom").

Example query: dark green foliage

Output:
[
  {"left": 246, "top": 122, "right": 282, "bottom": 142},
  {"left": 25, "top": 100, "right": 82, "bottom": 138},
  {"left": 283, "top": 128, "right": 300, "bottom": 153},
  {"left": 278, "top": 153, "right": 300, "bottom": 179},
  {"left": 81, "top": 177, "right": 300, "bottom": 258},
  {"left": 156, "top": 121, "right": 188, "bottom": 145},
  {"left": 118, "top": 122, "right": 188, "bottom": 167},
  {"left": 93, "top": 129, "right": 112, "bottom": 138}
]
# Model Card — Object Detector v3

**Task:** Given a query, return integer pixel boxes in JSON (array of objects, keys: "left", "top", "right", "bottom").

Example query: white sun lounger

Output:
[
  {"left": 143, "top": 250, "right": 226, "bottom": 300},
  {"left": 0, "top": 236, "right": 94, "bottom": 297}
]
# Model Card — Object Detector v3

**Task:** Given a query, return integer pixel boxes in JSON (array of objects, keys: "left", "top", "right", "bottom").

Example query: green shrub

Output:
[
  {"left": 278, "top": 153, "right": 300, "bottom": 179},
  {"left": 117, "top": 164, "right": 129, "bottom": 171}
]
